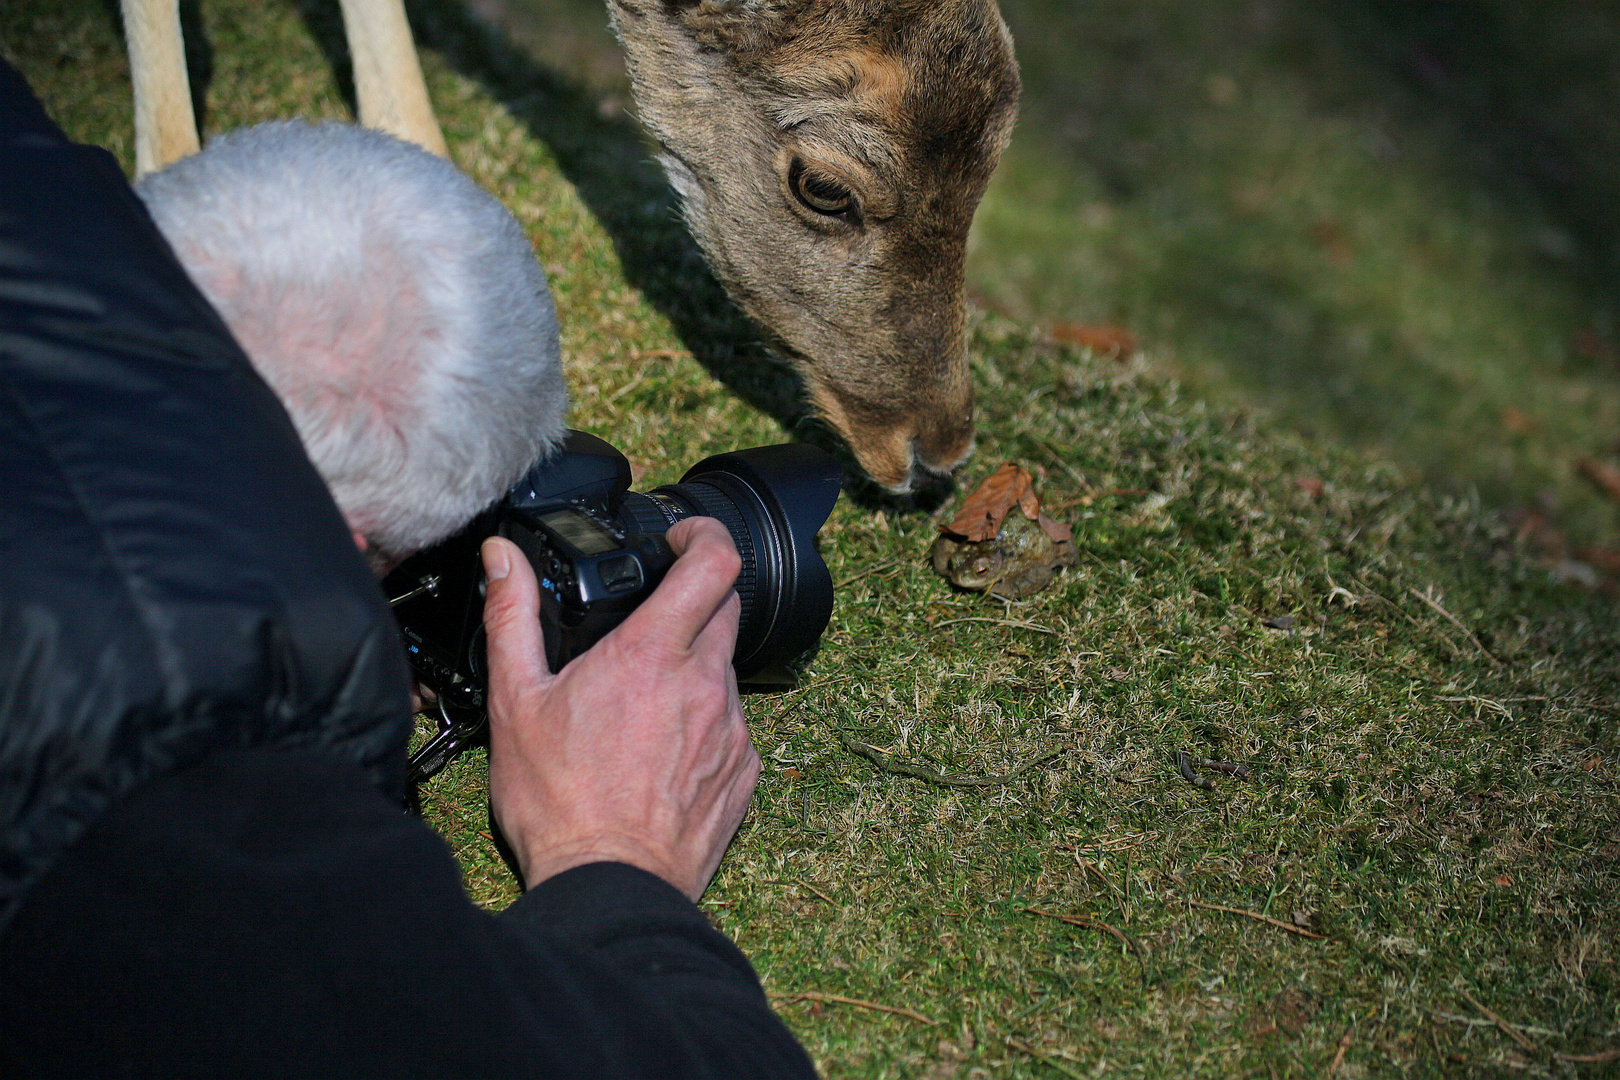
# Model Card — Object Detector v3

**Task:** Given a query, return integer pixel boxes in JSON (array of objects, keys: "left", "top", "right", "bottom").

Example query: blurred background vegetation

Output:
[{"left": 479, "top": 0, "right": 1620, "bottom": 553}]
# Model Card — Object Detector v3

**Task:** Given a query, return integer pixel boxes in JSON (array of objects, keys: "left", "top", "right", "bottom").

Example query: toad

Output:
[{"left": 931, "top": 510, "right": 1076, "bottom": 599}]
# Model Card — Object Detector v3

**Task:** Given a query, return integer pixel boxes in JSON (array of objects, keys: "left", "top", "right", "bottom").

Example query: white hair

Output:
[{"left": 136, "top": 119, "right": 567, "bottom": 559}]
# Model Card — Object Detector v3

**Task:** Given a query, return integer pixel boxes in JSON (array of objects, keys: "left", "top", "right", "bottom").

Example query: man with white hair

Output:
[
  {"left": 134, "top": 118, "right": 568, "bottom": 567},
  {"left": 0, "top": 62, "right": 813, "bottom": 1078}
]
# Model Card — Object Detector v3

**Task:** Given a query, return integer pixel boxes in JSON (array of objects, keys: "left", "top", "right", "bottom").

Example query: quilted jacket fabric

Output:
[{"left": 0, "top": 57, "right": 412, "bottom": 929}]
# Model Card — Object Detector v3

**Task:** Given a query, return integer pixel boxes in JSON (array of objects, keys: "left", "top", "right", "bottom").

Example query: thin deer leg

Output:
[
  {"left": 337, "top": 0, "right": 447, "bottom": 157},
  {"left": 121, "top": 0, "right": 199, "bottom": 176}
]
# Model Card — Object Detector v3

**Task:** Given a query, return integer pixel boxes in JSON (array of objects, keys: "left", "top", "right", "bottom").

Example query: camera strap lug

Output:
[{"left": 405, "top": 696, "right": 487, "bottom": 790}]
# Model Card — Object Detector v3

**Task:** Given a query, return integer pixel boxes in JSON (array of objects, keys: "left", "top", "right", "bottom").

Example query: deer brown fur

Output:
[
  {"left": 611, "top": 0, "right": 1019, "bottom": 491},
  {"left": 121, "top": 0, "right": 1020, "bottom": 492}
]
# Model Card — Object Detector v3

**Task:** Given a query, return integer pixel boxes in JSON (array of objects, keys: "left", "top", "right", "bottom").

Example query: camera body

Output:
[{"left": 386, "top": 430, "right": 842, "bottom": 786}]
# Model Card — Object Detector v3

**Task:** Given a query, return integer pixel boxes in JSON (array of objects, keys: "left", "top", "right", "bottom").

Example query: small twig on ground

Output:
[
  {"left": 1057, "top": 832, "right": 1150, "bottom": 854},
  {"left": 1459, "top": 988, "right": 1537, "bottom": 1054},
  {"left": 1184, "top": 754, "right": 1255, "bottom": 780},
  {"left": 605, "top": 372, "right": 648, "bottom": 402},
  {"left": 1176, "top": 751, "right": 1214, "bottom": 790},
  {"left": 834, "top": 726, "right": 1065, "bottom": 788},
  {"left": 1326, "top": 1029, "right": 1353, "bottom": 1077},
  {"left": 1185, "top": 899, "right": 1328, "bottom": 940},
  {"left": 1023, "top": 906, "right": 1141, "bottom": 955},
  {"left": 1074, "top": 858, "right": 1127, "bottom": 908},
  {"left": 797, "top": 879, "right": 838, "bottom": 907},
  {"left": 933, "top": 616, "right": 1057, "bottom": 634},
  {"left": 1005, "top": 1038, "right": 1087, "bottom": 1080},
  {"left": 1408, "top": 587, "right": 1501, "bottom": 666},
  {"left": 770, "top": 991, "right": 935, "bottom": 1026},
  {"left": 1032, "top": 437, "right": 1096, "bottom": 492},
  {"left": 1434, "top": 1012, "right": 1558, "bottom": 1036},
  {"left": 834, "top": 557, "right": 905, "bottom": 589},
  {"left": 1434, "top": 694, "right": 1515, "bottom": 720},
  {"left": 627, "top": 348, "right": 691, "bottom": 361},
  {"left": 1554, "top": 1048, "right": 1620, "bottom": 1064}
]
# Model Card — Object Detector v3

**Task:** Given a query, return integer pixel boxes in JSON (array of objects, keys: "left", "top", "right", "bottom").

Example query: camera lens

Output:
[{"left": 615, "top": 444, "right": 842, "bottom": 683}]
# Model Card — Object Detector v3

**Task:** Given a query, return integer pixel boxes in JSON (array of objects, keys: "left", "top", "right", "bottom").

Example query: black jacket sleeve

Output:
[
  {"left": 0, "top": 60, "right": 814, "bottom": 1079},
  {"left": 0, "top": 748, "right": 816, "bottom": 1079},
  {"left": 0, "top": 54, "right": 413, "bottom": 928}
]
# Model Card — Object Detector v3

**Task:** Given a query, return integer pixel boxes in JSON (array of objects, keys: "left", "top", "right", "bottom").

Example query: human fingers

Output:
[
  {"left": 481, "top": 536, "right": 552, "bottom": 698},
  {"left": 621, "top": 516, "right": 741, "bottom": 654},
  {"left": 688, "top": 588, "right": 741, "bottom": 671}
]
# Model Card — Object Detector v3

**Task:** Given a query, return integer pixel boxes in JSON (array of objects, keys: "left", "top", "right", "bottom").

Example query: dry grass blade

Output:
[
  {"left": 796, "top": 879, "right": 837, "bottom": 906},
  {"left": 1554, "top": 1048, "right": 1620, "bottom": 1064},
  {"left": 1459, "top": 988, "right": 1537, "bottom": 1054},
  {"left": 1408, "top": 588, "right": 1501, "bottom": 666},
  {"left": 1185, "top": 899, "right": 1328, "bottom": 939},
  {"left": 933, "top": 616, "right": 1057, "bottom": 634},
  {"left": 1024, "top": 906, "right": 1140, "bottom": 955},
  {"left": 1006, "top": 1037, "right": 1088, "bottom": 1079},
  {"left": 835, "top": 726, "right": 1066, "bottom": 788},
  {"left": 834, "top": 557, "right": 904, "bottom": 589},
  {"left": 771, "top": 991, "right": 936, "bottom": 1026}
]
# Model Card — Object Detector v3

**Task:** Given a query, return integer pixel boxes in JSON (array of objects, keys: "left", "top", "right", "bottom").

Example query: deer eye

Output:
[{"left": 789, "top": 158, "right": 857, "bottom": 217}]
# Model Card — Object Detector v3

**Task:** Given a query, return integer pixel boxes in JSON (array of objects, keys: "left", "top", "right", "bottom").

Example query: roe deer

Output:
[{"left": 120, "top": 0, "right": 1019, "bottom": 492}]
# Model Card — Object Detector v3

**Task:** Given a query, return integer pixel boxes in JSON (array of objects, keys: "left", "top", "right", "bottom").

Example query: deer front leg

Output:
[
  {"left": 337, "top": 0, "right": 447, "bottom": 157},
  {"left": 121, "top": 0, "right": 199, "bottom": 176}
]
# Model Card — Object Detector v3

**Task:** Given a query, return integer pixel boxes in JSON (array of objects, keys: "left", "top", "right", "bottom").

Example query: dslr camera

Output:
[{"left": 384, "top": 430, "right": 842, "bottom": 787}]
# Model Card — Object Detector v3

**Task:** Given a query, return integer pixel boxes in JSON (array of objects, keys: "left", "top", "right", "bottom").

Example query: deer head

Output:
[{"left": 610, "top": 0, "right": 1020, "bottom": 492}]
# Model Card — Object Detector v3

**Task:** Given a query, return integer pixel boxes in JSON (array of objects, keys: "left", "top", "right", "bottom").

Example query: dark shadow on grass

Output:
[
  {"left": 290, "top": 0, "right": 357, "bottom": 117},
  {"left": 1311, "top": 0, "right": 1620, "bottom": 303}
]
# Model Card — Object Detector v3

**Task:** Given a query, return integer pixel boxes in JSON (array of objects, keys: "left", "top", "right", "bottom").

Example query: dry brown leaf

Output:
[
  {"left": 1051, "top": 322, "right": 1137, "bottom": 358},
  {"left": 1036, "top": 514, "right": 1072, "bottom": 544},
  {"left": 1500, "top": 407, "right": 1541, "bottom": 436},
  {"left": 1509, "top": 508, "right": 1567, "bottom": 553},
  {"left": 1309, "top": 220, "right": 1352, "bottom": 264},
  {"left": 1577, "top": 458, "right": 1620, "bottom": 503},
  {"left": 943, "top": 462, "right": 1039, "bottom": 541},
  {"left": 1572, "top": 329, "right": 1616, "bottom": 365},
  {"left": 1576, "top": 548, "right": 1620, "bottom": 574}
]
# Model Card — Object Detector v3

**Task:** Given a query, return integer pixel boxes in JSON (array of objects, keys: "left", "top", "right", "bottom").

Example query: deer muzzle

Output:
[{"left": 818, "top": 381, "right": 975, "bottom": 494}]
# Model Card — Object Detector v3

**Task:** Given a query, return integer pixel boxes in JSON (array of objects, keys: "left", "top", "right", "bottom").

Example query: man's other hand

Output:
[{"left": 480, "top": 518, "right": 760, "bottom": 901}]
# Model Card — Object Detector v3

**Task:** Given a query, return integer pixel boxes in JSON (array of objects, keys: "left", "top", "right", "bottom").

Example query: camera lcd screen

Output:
[{"left": 539, "top": 509, "right": 620, "bottom": 555}]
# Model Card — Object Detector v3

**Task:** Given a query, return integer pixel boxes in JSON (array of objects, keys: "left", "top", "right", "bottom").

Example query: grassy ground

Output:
[{"left": 6, "top": 1, "right": 1620, "bottom": 1075}]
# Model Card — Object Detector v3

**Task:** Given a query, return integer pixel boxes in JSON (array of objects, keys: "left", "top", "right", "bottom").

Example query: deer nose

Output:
[{"left": 909, "top": 408, "right": 976, "bottom": 479}]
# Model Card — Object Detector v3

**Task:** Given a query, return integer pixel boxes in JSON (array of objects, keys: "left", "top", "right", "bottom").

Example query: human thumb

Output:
[{"left": 481, "top": 536, "right": 552, "bottom": 690}]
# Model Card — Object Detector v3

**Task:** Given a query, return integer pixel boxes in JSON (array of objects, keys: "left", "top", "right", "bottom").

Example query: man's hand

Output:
[{"left": 479, "top": 517, "right": 760, "bottom": 901}]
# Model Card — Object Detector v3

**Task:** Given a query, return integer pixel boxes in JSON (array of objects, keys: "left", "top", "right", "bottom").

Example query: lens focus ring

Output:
[{"left": 671, "top": 482, "right": 758, "bottom": 623}]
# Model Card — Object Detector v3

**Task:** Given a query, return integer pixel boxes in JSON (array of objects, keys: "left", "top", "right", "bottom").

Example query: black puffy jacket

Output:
[
  {"left": 0, "top": 63, "right": 816, "bottom": 1079},
  {"left": 0, "top": 57, "right": 411, "bottom": 930}
]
